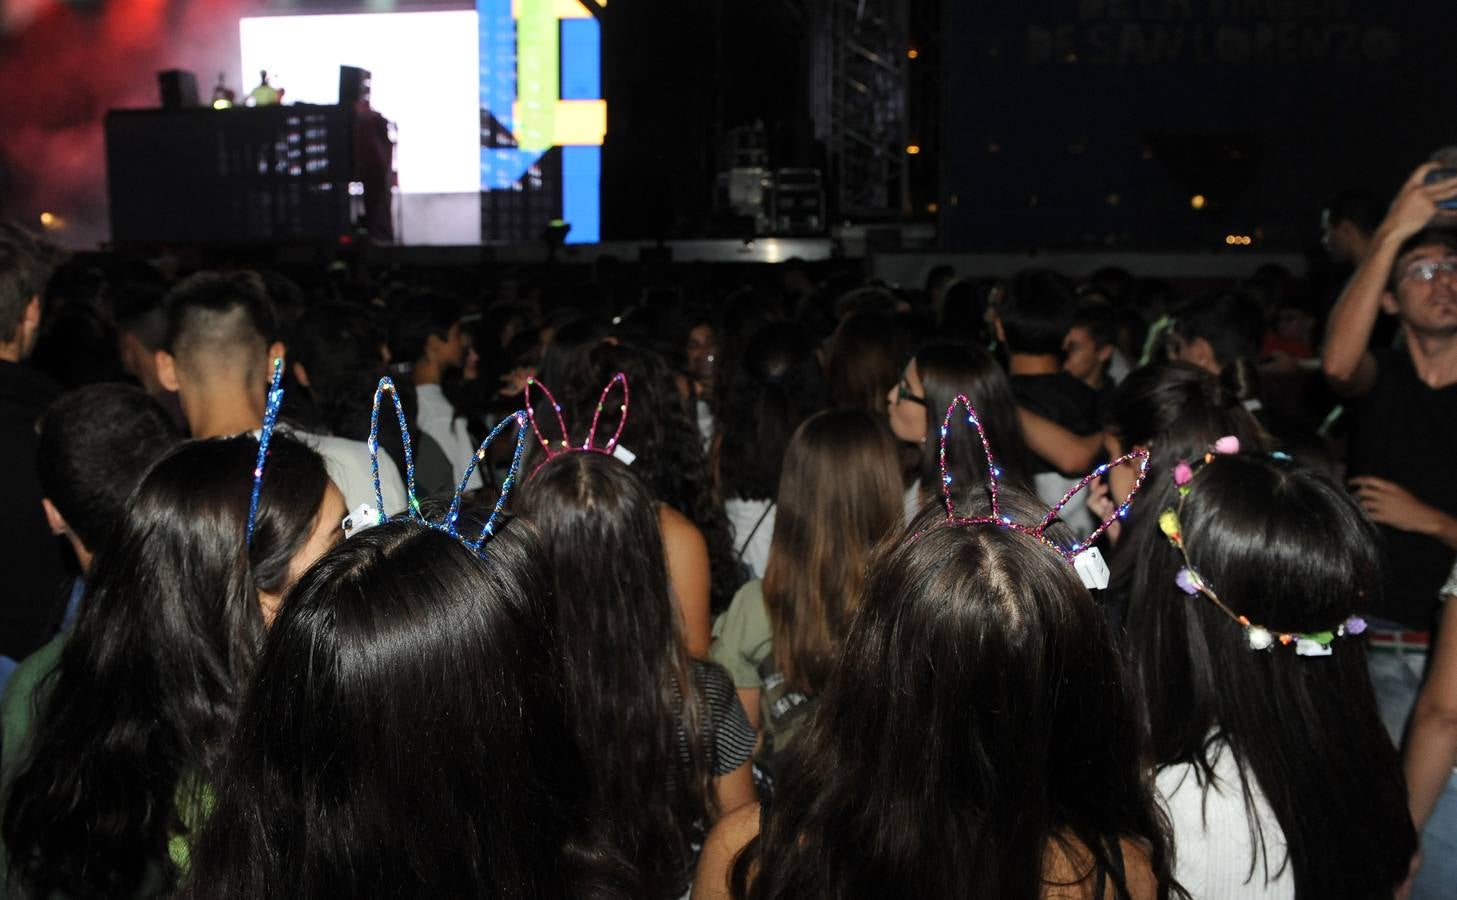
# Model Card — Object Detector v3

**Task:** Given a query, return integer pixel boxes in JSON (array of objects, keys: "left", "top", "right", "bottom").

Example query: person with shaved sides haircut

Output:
[{"left": 155, "top": 271, "right": 407, "bottom": 513}]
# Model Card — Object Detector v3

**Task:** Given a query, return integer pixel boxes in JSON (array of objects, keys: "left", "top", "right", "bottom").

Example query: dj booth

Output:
[{"left": 104, "top": 105, "right": 354, "bottom": 245}]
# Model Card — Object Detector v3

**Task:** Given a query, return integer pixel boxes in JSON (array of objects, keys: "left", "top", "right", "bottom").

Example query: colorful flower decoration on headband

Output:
[
  {"left": 523, "top": 373, "right": 634, "bottom": 477},
  {"left": 245, "top": 357, "right": 286, "bottom": 547},
  {"left": 930, "top": 394, "right": 1151, "bottom": 590},
  {"left": 344, "top": 376, "right": 530, "bottom": 558},
  {"left": 1161, "top": 437, "right": 1365, "bottom": 656}
]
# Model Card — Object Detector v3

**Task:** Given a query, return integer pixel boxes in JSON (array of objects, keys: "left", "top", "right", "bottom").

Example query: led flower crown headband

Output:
[
  {"left": 1158, "top": 437, "right": 1366, "bottom": 656},
  {"left": 929, "top": 394, "right": 1151, "bottom": 590},
  {"left": 523, "top": 372, "right": 634, "bottom": 476},
  {"left": 246, "top": 357, "right": 286, "bottom": 547},
  {"left": 342, "top": 376, "right": 530, "bottom": 557}
]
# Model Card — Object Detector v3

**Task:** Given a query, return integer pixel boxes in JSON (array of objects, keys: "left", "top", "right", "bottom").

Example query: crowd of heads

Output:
[{"left": 0, "top": 164, "right": 1453, "bottom": 900}]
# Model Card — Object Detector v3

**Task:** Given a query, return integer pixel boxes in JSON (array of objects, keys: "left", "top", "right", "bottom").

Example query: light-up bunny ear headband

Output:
[
  {"left": 246, "top": 357, "right": 287, "bottom": 547},
  {"left": 1159, "top": 438, "right": 1366, "bottom": 655},
  {"left": 523, "top": 372, "right": 634, "bottom": 477},
  {"left": 342, "top": 376, "right": 530, "bottom": 557},
  {"left": 930, "top": 394, "right": 1151, "bottom": 590}
]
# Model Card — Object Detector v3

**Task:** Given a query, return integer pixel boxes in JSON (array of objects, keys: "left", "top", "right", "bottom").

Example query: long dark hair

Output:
[
  {"left": 3, "top": 435, "right": 329, "bottom": 899},
  {"left": 1100, "top": 363, "right": 1269, "bottom": 622},
  {"left": 182, "top": 518, "right": 636, "bottom": 900},
  {"left": 715, "top": 321, "right": 828, "bottom": 502},
  {"left": 763, "top": 409, "right": 902, "bottom": 695},
  {"left": 561, "top": 340, "right": 746, "bottom": 614},
  {"left": 915, "top": 342, "right": 1033, "bottom": 499},
  {"left": 517, "top": 453, "right": 713, "bottom": 897},
  {"left": 734, "top": 489, "right": 1178, "bottom": 900},
  {"left": 1125, "top": 454, "right": 1415, "bottom": 897}
]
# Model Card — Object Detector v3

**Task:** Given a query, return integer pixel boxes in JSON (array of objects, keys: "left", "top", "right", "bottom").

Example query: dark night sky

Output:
[{"left": 942, "top": 0, "right": 1457, "bottom": 251}]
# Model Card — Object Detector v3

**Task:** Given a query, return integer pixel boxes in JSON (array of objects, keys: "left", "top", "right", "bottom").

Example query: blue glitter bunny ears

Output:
[
  {"left": 245, "top": 357, "right": 286, "bottom": 547},
  {"left": 347, "top": 376, "right": 530, "bottom": 556},
  {"left": 928, "top": 393, "right": 1151, "bottom": 590}
]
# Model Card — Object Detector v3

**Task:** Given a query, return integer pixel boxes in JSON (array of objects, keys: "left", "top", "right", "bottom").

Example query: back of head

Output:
[
  {"left": 1323, "top": 188, "right": 1383, "bottom": 236},
  {"left": 940, "top": 277, "right": 999, "bottom": 345},
  {"left": 1072, "top": 299, "right": 1117, "bottom": 350},
  {"left": 185, "top": 520, "right": 617, "bottom": 900},
  {"left": 764, "top": 408, "right": 902, "bottom": 695},
  {"left": 517, "top": 451, "right": 707, "bottom": 894},
  {"left": 0, "top": 239, "right": 38, "bottom": 347},
  {"left": 825, "top": 311, "right": 897, "bottom": 413},
  {"left": 1170, "top": 290, "right": 1265, "bottom": 372},
  {"left": 998, "top": 269, "right": 1077, "bottom": 356},
  {"left": 563, "top": 340, "right": 745, "bottom": 614},
  {"left": 1104, "top": 362, "right": 1265, "bottom": 478},
  {"left": 4, "top": 434, "right": 329, "bottom": 898},
  {"left": 915, "top": 342, "right": 1033, "bottom": 493},
  {"left": 163, "top": 271, "right": 277, "bottom": 388},
  {"left": 718, "top": 321, "right": 828, "bottom": 501},
  {"left": 746, "top": 488, "right": 1170, "bottom": 899},
  {"left": 1126, "top": 454, "right": 1414, "bottom": 898},
  {"left": 288, "top": 302, "right": 386, "bottom": 440},
  {"left": 36, "top": 384, "right": 182, "bottom": 554},
  {"left": 112, "top": 282, "right": 169, "bottom": 350},
  {"left": 388, "top": 291, "right": 463, "bottom": 365}
]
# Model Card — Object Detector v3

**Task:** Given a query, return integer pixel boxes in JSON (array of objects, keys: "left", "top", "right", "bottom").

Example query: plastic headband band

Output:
[
  {"left": 349, "top": 376, "right": 530, "bottom": 557},
  {"left": 1159, "top": 437, "right": 1366, "bottom": 655},
  {"left": 245, "top": 357, "right": 285, "bottom": 547},
  {"left": 523, "top": 373, "right": 633, "bottom": 477},
  {"left": 925, "top": 393, "right": 1151, "bottom": 590}
]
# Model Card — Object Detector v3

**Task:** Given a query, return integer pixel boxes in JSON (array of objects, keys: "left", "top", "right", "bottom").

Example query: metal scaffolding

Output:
[{"left": 817, "top": 0, "right": 909, "bottom": 219}]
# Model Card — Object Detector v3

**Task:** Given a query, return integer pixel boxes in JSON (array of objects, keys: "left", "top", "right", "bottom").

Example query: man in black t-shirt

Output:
[
  {"left": 1324, "top": 162, "right": 1457, "bottom": 742},
  {"left": 995, "top": 269, "right": 1100, "bottom": 531},
  {"left": 0, "top": 238, "right": 65, "bottom": 664}
]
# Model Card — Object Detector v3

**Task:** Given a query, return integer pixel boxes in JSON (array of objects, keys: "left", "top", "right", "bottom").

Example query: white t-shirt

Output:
[
  {"left": 415, "top": 384, "right": 482, "bottom": 491},
  {"left": 281, "top": 425, "right": 408, "bottom": 515},
  {"left": 726, "top": 498, "right": 775, "bottom": 580},
  {"left": 1157, "top": 739, "right": 1294, "bottom": 900}
]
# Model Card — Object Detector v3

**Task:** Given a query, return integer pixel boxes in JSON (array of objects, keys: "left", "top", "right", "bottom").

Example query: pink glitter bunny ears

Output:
[
  {"left": 523, "top": 372, "right": 634, "bottom": 476},
  {"left": 935, "top": 394, "right": 1151, "bottom": 590}
]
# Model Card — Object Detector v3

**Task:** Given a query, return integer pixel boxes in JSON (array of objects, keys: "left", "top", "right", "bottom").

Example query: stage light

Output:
[
  {"left": 38, "top": 212, "right": 53, "bottom": 226},
  {"left": 906, "top": 144, "right": 921, "bottom": 155},
  {"left": 1190, "top": 194, "right": 1207, "bottom": 210},
  {"left": 907, "top": 48, "right": 919, "bottom": 59}
]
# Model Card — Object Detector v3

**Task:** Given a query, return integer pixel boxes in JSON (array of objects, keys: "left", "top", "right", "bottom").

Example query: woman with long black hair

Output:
[
  {"left": 519, "top": 452, "right": 755, "bottom": 899},
  {"left": 1, "top": 435, "right": 342, "bottom": 898},
  {"left": 695, "top": 488, "right": 1180, "bottom": 900},
  {"left": 182, "top": 517, "right": 637, "bottom": 900},
  {"left": 887, "top": 342, "right": 1033, "bottom": 517},
  {"left": 557, "top": 341, "right": 748, "bottom": 652},
  {"left": 1126, "top": 452, "right": 1415, "bottom": 898}
]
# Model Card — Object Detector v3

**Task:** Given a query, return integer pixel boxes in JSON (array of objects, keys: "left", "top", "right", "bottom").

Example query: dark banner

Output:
[{"left": 942, "top": 0, "right": 1456, "bottom": 250}]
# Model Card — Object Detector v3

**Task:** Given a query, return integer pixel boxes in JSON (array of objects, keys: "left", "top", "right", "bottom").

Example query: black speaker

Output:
[
  {"left": 157, "top": 70, "right": 199, "bottom": 110},
  {"left": 339, "top": 66, "right": 371, "bottom": 107}
]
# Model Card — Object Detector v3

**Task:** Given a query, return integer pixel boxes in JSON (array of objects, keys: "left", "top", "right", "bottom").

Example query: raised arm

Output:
[{"left": 1323, "top": 163, "right": 1457, "bottom": 396}]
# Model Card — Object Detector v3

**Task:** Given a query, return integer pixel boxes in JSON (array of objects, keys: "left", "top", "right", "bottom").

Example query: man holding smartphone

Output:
[{"left": 1324, "top": 162, "right": 1457, "bottom": 740}]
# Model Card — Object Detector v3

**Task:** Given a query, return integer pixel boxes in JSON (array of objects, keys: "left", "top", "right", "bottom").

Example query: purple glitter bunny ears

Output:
[
  {"left": 245, "top": 357, "right": 286, "bottom": 547},
  {"left": 348, "top": 376, "right": 529, "bottom": 557},
  {"left": 523, "top": 372, "right": 634, "bottom": 477},
  {"left": 936, "top": 393, "right": 1151, "bottom": 590}
]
